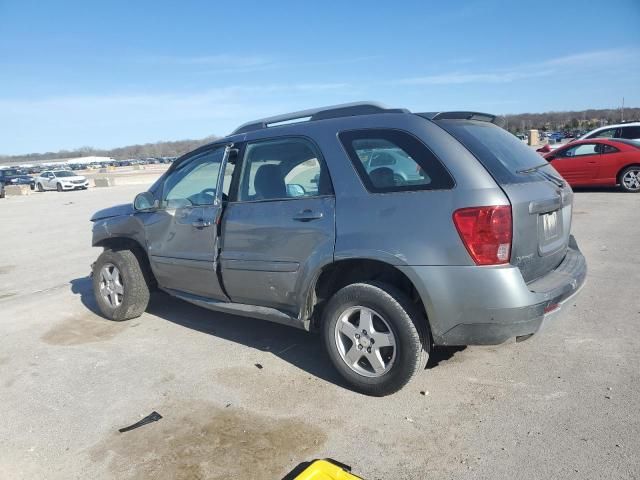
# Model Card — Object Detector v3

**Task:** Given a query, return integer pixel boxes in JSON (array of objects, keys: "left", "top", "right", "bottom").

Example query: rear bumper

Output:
[{"left": 399, "top": 235, "right": 587, "bottom": 346}]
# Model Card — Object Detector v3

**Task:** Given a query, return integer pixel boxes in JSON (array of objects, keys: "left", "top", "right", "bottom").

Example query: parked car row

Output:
[
  {"left": 2, "top": 157, "right": 177, "bottom": 176},
  {"left": 0, "top": 168, "right": 35, "bottom": 198}
]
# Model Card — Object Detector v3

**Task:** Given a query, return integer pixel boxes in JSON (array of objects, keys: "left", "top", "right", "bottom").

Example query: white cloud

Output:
[
  {"left": 0, "top": 82, "right": 355, "bottom": 154},
  {"left": 397, "top": 48, "right": 638, "bottom": 86}
]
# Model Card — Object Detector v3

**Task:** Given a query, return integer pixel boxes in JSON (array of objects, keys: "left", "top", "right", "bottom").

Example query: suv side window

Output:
[
  {"left": 339, "top": 129, "right": 454, "bottom": 192},
  {"left": 236, "top": 137, "right": 333, "bottom": 201},
  {"left": 588, "top": 128, "right": 618, "bottom": 139},
  {"left": 161, "top": 146, "right": 233, "bottom": 208},
  {"left": 620, "top": 126, "right": 640, "bottom": 139}
]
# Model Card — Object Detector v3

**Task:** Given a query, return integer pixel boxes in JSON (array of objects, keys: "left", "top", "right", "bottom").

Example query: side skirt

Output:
[{"left": 160, "top": 287, "right": 307, "bottom": 330}]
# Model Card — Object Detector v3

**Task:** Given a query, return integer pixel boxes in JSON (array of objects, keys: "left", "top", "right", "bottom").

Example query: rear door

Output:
[
  {"left": 435, "top": 119, "right": 572, "bottom": 282},
  {"left": 220, "top": 136, "right": 335, "bottom": 313},
  {"left": 143, "top": 145, "right": 233, "bottom": 299}
]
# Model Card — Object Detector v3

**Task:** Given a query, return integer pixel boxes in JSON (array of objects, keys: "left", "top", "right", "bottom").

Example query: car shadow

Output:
[{"left": 70, "top": 276, "right": 460, "bottom": 390}]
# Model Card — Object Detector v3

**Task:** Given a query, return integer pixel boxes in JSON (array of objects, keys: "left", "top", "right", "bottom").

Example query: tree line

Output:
[
  {"left": 0, "top": 136, "right": 219, "bottom": 165},
  {"left": 496, "top": 107, "right": 639, "bottom": 133}
]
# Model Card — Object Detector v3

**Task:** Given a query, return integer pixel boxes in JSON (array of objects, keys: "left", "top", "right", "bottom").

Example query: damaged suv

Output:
[{"left": 90, "top": 102, "right": 586, "bottom": 396}]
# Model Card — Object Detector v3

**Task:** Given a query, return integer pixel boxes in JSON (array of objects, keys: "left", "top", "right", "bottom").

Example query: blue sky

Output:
[{"left": 1, "top": 0, "right": 639, "bottom": 155}]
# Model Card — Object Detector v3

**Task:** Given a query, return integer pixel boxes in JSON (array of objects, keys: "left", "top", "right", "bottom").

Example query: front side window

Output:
[
  {"left": 561, "top": 144, "right": 599, "bottom": 157},
  {"left": 162, "top": 147, "right": 233, "bottom": 208},
  {"left": 237, "top": 137, "right": 332, "bottom": 201},
  {"left": 339, "top": 129, "right": 454, "bottom": 192}
]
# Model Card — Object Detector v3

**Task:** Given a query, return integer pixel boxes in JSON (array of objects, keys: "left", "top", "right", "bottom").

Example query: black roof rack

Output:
[
  {"left": 419, "top": 111, "right": 497, "bottom": 123},
  {"left": 231, "top": 102, "right": 409, "bottom": 135}
]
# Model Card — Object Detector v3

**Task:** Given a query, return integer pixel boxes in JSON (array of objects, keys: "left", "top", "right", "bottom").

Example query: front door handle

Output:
[
  {"left": 192, "top": 218, "right": 212, "bottom": 229},
  {"left": 293, "top": 209, "right": 323, "bottom": 222}
]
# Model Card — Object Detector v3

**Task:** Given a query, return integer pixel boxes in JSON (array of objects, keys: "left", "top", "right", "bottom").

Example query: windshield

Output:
[
  {"left": 54, "top": 171, "right": 75, "bottom": 177},
  {"left": 435, "top": 119, "right": 551, "bottom": 184}
]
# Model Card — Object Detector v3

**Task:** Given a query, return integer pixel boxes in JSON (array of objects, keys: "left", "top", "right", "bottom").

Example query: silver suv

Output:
[{"left": 90, "top": 102, "right": 587, "bottom": 396}]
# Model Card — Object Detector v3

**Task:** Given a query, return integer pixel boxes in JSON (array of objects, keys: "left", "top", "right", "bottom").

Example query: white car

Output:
[
  {"left": 578, "top": 122, "right": 640, "bottom": 141},
  {"left": 36, "top": 170, "right": 89, "bottom": 192}
]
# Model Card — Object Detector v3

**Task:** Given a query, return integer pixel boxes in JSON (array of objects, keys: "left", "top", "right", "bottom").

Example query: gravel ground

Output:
[{"left": 0, "top": 184, "right": 638, "bottom": 480}]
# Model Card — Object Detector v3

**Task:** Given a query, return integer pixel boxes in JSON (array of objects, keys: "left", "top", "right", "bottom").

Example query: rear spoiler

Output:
[{"left": 418, "top": 111, "right": 497, "bottom": 123}]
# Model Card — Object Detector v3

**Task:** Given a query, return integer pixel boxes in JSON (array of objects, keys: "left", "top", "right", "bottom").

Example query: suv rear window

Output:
[
  {"left": 435, "top": 119, "right": 549, "bottom": 184},
  {"left": 339, "top": 129, "right": 454, "bottom": 192}
]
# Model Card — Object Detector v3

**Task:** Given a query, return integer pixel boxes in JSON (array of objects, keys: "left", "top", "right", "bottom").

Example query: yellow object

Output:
[{"left": 294, "top": 460, "right": 362, "bottom": 480}]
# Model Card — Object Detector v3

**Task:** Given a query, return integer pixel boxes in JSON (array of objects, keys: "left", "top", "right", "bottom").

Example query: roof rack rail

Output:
[
  {"left": 419, "top": 111, "right": 497, "bottom": 123},
  {"left": 231, "top": 101, "right": 409, "bottom": 135}
]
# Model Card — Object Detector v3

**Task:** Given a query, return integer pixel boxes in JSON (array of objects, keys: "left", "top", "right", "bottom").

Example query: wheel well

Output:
[
  {"left": 309, "top": 259, "right": 428, "bottom": 330},
  {"left": 95, "top": 237, "right": 156, "bottom": 287},
  {"left": 618, "top": 164, "right": 640, "bottom": 181}
]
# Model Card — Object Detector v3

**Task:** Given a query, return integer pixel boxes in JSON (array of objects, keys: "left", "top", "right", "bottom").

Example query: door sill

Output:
[{"left": 161, "top": 288, "right": 305, "bottom": 330}]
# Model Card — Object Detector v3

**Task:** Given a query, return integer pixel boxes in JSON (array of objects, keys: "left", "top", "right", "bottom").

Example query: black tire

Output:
[
  {"left": 56, "top": 183, "right": 63, "bottom": 192},
  {"left": 37, "top": 183, "right": 44, "bottom": 192},
  {"left": 321, "top": 281, "right": 429, "bottom": 396},
  {"left": 92, "top": 249, "right": 150, "bottom": 321},
  {"left": 0, "top": 187, "right": 4, "bottom": 199},
  {"left": 619, "top": 166, "right": 640, "bottom": 193}
]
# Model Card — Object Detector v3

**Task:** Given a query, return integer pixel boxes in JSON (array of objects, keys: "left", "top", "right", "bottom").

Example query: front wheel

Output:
[
  {"left": 322, "top": 281, "right": 429, "bottom": 396},
  {"left": 56, "top": 183, "right": 63, "bottom": 192},
  {"left": 619, "top": 166, "right": 640, "bottom": 192},
  {"left": 37, "top": 183, "right": 44, "bottom": 192},
  {"left": 92, "top": 249, "right": 150, "bottom": 321}
]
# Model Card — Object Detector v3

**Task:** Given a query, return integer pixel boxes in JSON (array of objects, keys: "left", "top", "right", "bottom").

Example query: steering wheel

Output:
[{"left": 199, "top": 187, "right": 228, "bottom": 203}]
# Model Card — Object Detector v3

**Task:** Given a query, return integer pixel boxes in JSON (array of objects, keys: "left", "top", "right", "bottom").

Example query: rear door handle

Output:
[
  {"left": 293, "top": 209, "right": 323, "bottom": 222},
  {"left": 192, "top": 218, "right": 212, "bottom": 229}
]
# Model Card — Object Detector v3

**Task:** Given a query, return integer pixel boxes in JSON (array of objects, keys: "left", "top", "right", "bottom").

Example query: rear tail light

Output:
[{"left": 453, "top": 205, "right": 512, "bottom": 265}]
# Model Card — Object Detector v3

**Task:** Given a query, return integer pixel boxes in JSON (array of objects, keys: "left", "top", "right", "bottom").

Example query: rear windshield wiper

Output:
[{"left": 516, "top": 162, "right": 549, "bottom": 174}]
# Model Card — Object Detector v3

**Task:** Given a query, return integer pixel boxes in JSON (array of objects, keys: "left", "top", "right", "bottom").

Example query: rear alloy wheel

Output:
[
  {"left": 620, "top": 166, "right": 640, "bottom": 193},
  {"left": 37, "top": 183, "right": 44, "bottom": 192},
  {"left": 322, "top": 281, "right": 429, "bottom": 396},
  {"left": 92, "top": 249, "right": 150, "bottom": 321},
  {"left": 56, "top": 183, "right": 63, "bottom": 192}
]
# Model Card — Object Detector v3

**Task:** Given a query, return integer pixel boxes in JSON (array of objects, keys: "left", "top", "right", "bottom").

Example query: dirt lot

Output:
[{"left": 0, "top": 184, "right": 639, "bottom": 479}]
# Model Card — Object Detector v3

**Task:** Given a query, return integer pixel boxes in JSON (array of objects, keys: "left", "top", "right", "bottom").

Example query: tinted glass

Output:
[
  {"left": 339, "top": 129, "right": 454, "bottom": 192},
  {"left": 602, "top": 144, "right": 620, "bottom": 154},
  {"left": 436, "top": 119, "right": 553, "bottom": 184},
  {"left": 620, "top": 126, "right": 640, "bottom": 139},
  {"left": 54, "top": 171, "right": 75, "bottom": 177},
  {"left": 237, "top": 138, "right": 332, "bottom": 201}
]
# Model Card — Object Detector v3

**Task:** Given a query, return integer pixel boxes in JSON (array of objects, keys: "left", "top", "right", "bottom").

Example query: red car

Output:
[{"left": 544, "top": 138, "right": 640, "bottom": 192}]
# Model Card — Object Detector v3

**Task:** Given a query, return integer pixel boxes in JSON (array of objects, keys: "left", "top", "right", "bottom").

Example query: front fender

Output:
[{"left": 91, "top": 214, "right": 147, "bottom": 250}]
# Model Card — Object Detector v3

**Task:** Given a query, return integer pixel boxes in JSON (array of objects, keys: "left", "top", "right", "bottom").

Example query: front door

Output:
[
  {"left": 220, "top": 137, "right": 335, "bottom": 313},
  {"left": 44, "top": 172, "right": 56, "bottom": 189},
  {"left": 144, "top": 145, "right": 234, "bottom": 299},
  {"left": 551, "top": 142, "right": 601, "bottom": 185}
]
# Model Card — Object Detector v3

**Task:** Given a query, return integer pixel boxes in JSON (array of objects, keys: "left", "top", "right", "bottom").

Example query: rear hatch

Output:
[{"left": 432, "top": 118, "right": 572, "bottom": 283}]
